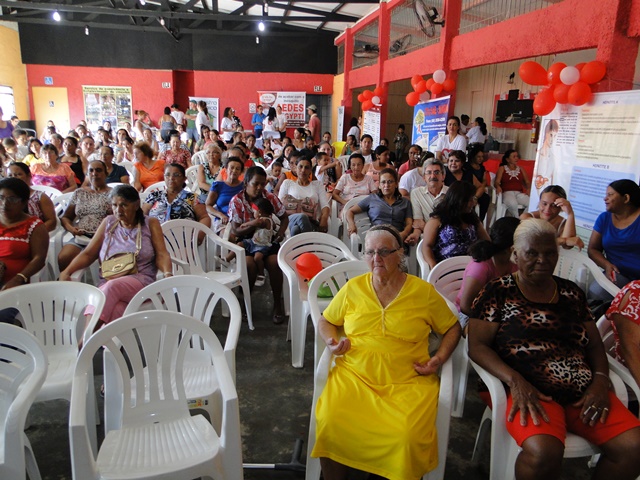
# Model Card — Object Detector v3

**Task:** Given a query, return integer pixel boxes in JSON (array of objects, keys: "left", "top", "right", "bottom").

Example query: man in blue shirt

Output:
[{"left": 251, "top": 105, "right": 265, "bottom": 138}]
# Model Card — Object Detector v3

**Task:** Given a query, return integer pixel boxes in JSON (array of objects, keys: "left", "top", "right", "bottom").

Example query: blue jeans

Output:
[{"left": 288, "top": 214, "right": 316, "bottom": 236}]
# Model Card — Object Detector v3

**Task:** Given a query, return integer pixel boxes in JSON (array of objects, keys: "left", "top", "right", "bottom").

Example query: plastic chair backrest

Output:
[
  {"left": 185, "top": 165, "right": 198, "bottom": 192},
  {"left": 123, "top": 275, "right": 241, "bottom": 376},
  {"left": 554, "top": 248, "right": 619, "bottom": 297},
  {"left": 118, "top": 160, "right": 136, "bottom": 177},
  {"left": 162, "top": 219, "right": 217, "bottom": 275},
  {"left": 141, "top": 181, "right": 166, "bottom": 199},
  {"left": 0, "top": 324, "right": 47, "bottom": 480},
  {"left": 427, "top": 255, "right": 473, "bottom": 304},
  {"left": 31, "top": 184, "right": 62, "bottom": 200},
  {"left": 0, "top": 282, "right": 106, "bottom": 354},
  {"left": 417, "top": 239, "right": 430, "bottom": 281},
  {"left": 191, "top": 150, "right": 207, "bottom": 166},
  {"left": 52, "top": 192, "right": 75, "bottom": 216}
]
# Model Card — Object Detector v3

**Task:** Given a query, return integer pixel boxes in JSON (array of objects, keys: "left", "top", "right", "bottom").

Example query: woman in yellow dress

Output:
[{"left": 313, "top": 224, "right": 461, "bottom": 480}]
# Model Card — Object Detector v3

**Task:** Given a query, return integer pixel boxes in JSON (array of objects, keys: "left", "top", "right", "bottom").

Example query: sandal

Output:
[{"left": 255, "top": 275, "right": 266, "bottom": 287}]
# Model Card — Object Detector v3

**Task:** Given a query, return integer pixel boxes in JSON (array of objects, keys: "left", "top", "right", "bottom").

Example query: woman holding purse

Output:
[{"left": 60, "top": 184, "right": 172, "bottom": 335}]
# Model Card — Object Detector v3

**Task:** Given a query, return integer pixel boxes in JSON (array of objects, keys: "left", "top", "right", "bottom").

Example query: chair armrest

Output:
[
  {"left": 608, "top": 354, "right": 640, "bottom": 408},
  {"left": 469, "top": 359, "right": 508, "bottom": 421},
  {"left": 169, "top": 256, "right": 190, "bottom": 274},
  {"left": 70, "top": 268, "right": 86, "bottom": 282},
  {"left": 69, "top": 370, "right": 99, "bottom": 478},
  {"left": 349, "top": 232, "right": 361, "bottom": 257}
]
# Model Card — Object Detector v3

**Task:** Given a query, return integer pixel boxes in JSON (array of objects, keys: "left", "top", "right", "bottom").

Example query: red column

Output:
[
  {"left": 439, "top": 0, "right": 462, "bottom": 112},
  {"left": 594, "top": 0, "right": 639, "bottom": 92},
  {"left": 378, "top": 2, "right": 391, "bottom": 138}
]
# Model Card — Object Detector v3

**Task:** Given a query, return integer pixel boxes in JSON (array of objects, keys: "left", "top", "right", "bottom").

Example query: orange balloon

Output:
[
  {"left": 547, "top": 62, "right": 566, "bottom": 85},
  {"left": 425, "top": 78, "right": 435, "bottom": 90},
  {"left": 362, "top": 100, "right": 374, "bottom": 111},
  {"left": 580, "top": 61, "right": 606, "bottom": 84},
  {"left": 519, "top": 61, "right": 548, "bottom": 86},
  {"left": 415, "top": 80, "right": 427, "bottom": 94},
  {"left": 553, "top": 83, "right": 571, "bottom": 104},
  {"left": 406, "top": 91, "right": 420, "bottom": 106},
  {"left": 411, "top": 74, "right": 423, "bottom": 88},
  {"left": 533, "top": 88, "right": 556, "bottom": 116},
  {"left": 357, "top": 93, "right": 365, "bottom": 103},
  {"left": 575, "top": 62, "right": 586, "bottom": 71},
  {"left": 295, "top": 252, "right": 323, "bottom": 281},
  {"left": 431, "top": 82, "right": 444, "bottom": 95},
  {"left": 568, "top": 81, "right": 593, "bottom": 106},
  {"left": 442, "top": 79, "right": 456, "bottom": 91},
  {"left": 373, "top": 86, "right": 384, "bottom": 97},
  {"left": 362, "top": 90, "right": 373, "bottom": 100}
]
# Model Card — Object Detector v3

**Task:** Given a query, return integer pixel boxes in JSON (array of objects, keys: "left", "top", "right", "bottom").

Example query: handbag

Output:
[{"left": 100, "top": 220, "right": 142, "bottom": 280}]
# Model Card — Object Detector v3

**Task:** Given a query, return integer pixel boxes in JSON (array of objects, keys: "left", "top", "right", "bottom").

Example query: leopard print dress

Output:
[{"left": 471, "top": 274, "right": 594, "bottom": 405}]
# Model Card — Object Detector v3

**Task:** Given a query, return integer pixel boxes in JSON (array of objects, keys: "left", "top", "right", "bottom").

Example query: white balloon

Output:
[
  {"left": 433, "top": 69, "right": 446, "bottom": 84},
  {"left": 372, "top": 95, "right": 381, "bottom": 106},
  {"left": 560, "top": 66, "right": 580, "bottom": 85},
  {"left": 419, "top": 91, "right": 431, "bottom": 102}
]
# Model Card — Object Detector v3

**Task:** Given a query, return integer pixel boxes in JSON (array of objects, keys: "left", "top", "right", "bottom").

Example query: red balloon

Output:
[
  {"left": 357, "top": 93, "right": 365, "bottom": 103},
  {"left": 442, "top": 79, "right": 456, "bottom": 92},
  {"left": 519, "top": 61, "right": 548, "bottom": 86},
  {"left": 575, "top": 62, "right": 586, "bottom": 71},
  {"left": 373, "top": 86, "right": 384, "bottom": 97},
  {"left": 362, "top": 90, "right": 373, "bottom": 100},
  {"left": 547, "top": 62, "right": 566, "bottom": 85},
  {"left": 295, "top": 252, "right": 323, "bottom": 281},
  {"left": 568, "top": 81, "right": 593, "bottom": 106},
  {"left": 580, "top": 60, "right": 606, "bottom": 84},
  {"left": 362, "top": 100, "right": 374, "bottom": 111},
  {"left": 533, "top": 89, "right": 556, "bottom": 116},
  {"left": 431, "top": 82, "right": 443, "bottom": 95},
  {"left": 415, "top": 80, "right": 427, "bottom": 94},
  {"left": 406, "top": 91, "right": 420, "bottom": 107},
  {"left": 425, "top": 78, "right": 435, "bottom": 90},
  {"left": 553, "top": 83, "right": 571, "bottom": 104},
  {"left": 411, "top": 74, "right": 423, "bottom": 88}
]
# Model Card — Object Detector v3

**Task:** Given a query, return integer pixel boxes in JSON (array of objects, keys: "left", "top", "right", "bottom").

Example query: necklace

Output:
[{"left": 514, "top": 272, "right": 558, "bottom": 303}]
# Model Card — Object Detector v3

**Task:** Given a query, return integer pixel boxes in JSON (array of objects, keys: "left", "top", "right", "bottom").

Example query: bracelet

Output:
[
  {"left": 594, "top": 371, "right": 609, "bottom": 380},
  {"left": 16, "top": 273, "right": 28, "bottom": 283}
]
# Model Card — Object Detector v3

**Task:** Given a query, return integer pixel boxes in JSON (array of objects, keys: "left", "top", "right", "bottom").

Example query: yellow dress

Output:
[{"left": 312, "top": 273, "right": 457, "bottom": 480}]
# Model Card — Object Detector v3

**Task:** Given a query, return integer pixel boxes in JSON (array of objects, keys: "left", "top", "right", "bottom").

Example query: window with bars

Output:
[
  {"left": 337, "top": 43, "right": 345, "bottom": 75},
  {"left": 459, "top": 0, "right": 561, "bottom": 34},
  {"left": 353, "top": 19, "right": 379, "bottom": 70},
  {"left": 389, "top": 0, "right": 442, "bottom": 59}
]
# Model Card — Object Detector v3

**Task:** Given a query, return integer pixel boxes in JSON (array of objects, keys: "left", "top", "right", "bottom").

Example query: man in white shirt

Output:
[
  {"left": 405, "top": 159, "right": 448, "bottom": 244},
  {"left": 399, "top": 167, "right": 426, "bottom": 198},
  {"left": 170, "top": 104, "right": 185, "bottom": 126}
]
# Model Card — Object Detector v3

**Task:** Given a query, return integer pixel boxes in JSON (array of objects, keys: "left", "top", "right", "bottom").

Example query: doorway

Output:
[{"left": 32, "top": 87, "right": 70, "bottom": 137}]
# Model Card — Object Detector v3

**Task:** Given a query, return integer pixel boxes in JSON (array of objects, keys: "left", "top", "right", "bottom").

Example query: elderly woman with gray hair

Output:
[
  {"left": 312, "top": 225, "right": 461, "bottom": 480},
  {"left": 469, "top": 218, "right": 640, "bottom": 480}
]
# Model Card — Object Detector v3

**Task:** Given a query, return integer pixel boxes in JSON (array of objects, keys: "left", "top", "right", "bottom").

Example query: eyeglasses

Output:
[
  {"left": 379, "top": 180, "right": 395, "bottom": 185},
  {"left": 363, "top": 248, "right": 400, "bottom": 258},
  {"left": 164, "top": 173, "right": 184, "bottom": 178},
  {"left": 0, "top": 195, "right": 22, "bottom": 205}
]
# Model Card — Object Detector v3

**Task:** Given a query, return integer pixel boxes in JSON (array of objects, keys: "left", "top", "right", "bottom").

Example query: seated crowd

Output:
[{"left": 2, "top": 109, "right": 640, "bottom": 480}]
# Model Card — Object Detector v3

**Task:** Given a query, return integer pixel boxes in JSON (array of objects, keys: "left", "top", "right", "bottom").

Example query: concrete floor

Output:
[{"left": 25, "top": 280, "right": 595, "bottom": 480}]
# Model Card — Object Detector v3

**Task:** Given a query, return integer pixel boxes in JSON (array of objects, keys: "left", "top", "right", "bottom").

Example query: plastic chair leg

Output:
[
  {"left": 451, "top": 343, "right": 470, "bottom": 418},
  {"left": 23, "top": 433, "right": 42, "bottom": 480},
  {"left": 241, "top": 277, "right": 254, "bottom": 330},
  {"left": 290, "top": 301, "right": 309, "bottom": 368},
  {"left": 471, "top": 407, "right": 492, "bottom": 466}
]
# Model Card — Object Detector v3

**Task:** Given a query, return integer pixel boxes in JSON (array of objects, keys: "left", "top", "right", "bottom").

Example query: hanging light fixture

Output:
[
  {"left": 159, "top": 17, "right": 165, "bottom": 26},
  {"left": 256, "top": 36, "right": 260, "bottom": 44},
  {"left": 258, "top": 21, "right": 265, "bottom": 32},
  {"left": 84, "top": 25, "right": 89, "bottom": 35},
  {"left": 52, "top": 11, "right": 61, "bottom": 21}
]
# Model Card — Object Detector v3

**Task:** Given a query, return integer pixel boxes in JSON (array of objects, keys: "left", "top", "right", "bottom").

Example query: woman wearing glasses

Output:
[
  {"left": 140, "top": 163, "right": 207, "bottom": 229},
  {"left": 312, "top": 225, "right": 461, "bottom": 480},
  {"left": 346, "top": 168, "right": 415, "bottom": 246}
]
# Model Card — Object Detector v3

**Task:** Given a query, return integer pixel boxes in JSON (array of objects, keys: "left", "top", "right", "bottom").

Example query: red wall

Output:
[
  {"left": 26, "top": 65, "right": 174, "bottom": 126},
  {"left": 26, "top": 65, "right": 334, "bottom": 130},
  {"left": 192, "top": 71, "right": 334, "bottom": 131}
]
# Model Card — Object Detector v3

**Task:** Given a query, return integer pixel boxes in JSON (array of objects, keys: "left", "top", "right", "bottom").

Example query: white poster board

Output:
[
  {"left": 531, "top": 90, "right": 640, "bottom": 231},
  {"left": 337, "top": 106, "right": 345, "bottom": 141},
  {"left": 189, "top": 97, "right": 219, "bottom": 132},
  {"left": 363, "top": 108, "right": 381, "bottom": 147},
  {"left": 258, "top": 91, "right": 306, "bottom": 128}
]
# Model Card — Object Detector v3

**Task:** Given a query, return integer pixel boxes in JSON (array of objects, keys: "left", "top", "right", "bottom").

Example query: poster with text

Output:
[
  {"left": 337, "top": 106, "right": 345, "bottom": 141},
  {"left": 82, "top": 86, "right": 132, "bottom": 132},
  {"left": 530, "top": 90, "right": 640, "bottom": 231},
  {"left": 258, "top": 91, "right": 306, "bottom": 128},
  {"left": 363, "top": 108, "right": 381, "bottom": 147},
  {"left": 411, "top": 96, "right": 451, "bottom": 152},
  {"left": 189, "top": 97, "right": 219, "bottom": 132}
]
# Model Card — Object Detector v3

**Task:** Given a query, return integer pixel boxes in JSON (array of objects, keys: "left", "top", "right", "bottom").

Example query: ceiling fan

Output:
[{"left": 414, "top": 0, "right": 445, "bottom": 38}]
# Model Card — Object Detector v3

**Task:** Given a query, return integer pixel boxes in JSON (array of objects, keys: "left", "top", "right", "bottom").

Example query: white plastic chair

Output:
[
  {"left": 277, "top": 233, "right": 357, "bottom": 368},
  {"left": 141, "top": 180, "right": 166, "bottom": 200},
  {"left": 31, "top": 184, "right": 61, "bottom": 200},
  {"left": 417, "top": 238, "right": 431, "bottom": 280},
  {"left": 0, "top": 282, "right": 105, "bottom": 452},
  {"left": 118, "top": 160, "right": 136, "bottom": 178},
  {"left": 161, "top": 219, "right": 254, "bottom": 329},
  {"left": 307, "top": 260, "right": 369, "bottom": 369},
  {"left": 191, "top": 150, "right": 207, "bottom": 166},
  {"left": 554, "top": 248, "right": 619, "bottom": 298},
  {"left": 427, "top": 255, "right": 473, "bottom": 417},
  {"left": 469, "top": 357, "right": 629, "bottom": 480},
  {"left": 328, "top": 194, "right": 364, "bottom": 239},
  {"left": 69, "top": 311, "right": 243, "bottom": 480},
  {"left": 0, "top": 324, "right": 48, "bottom": 480},
  {"left": 120, "top": 275, "right": 241, "bottom": 432},
  {"left": 306, "top": 347, "right": 454, "bottom": 480},
  {"left": 185, "top": 165, "right": 199, "bottom": 192},
  {"left": 495, "top": 192, "right": 527, "bottom": 220},
  {"left": 47, "top": 192, "right": 75, "bottom": 280}
]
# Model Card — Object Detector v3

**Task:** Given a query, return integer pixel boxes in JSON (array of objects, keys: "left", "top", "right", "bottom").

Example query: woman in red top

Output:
[
  {"left": 495, "top": 149, "right": 530, "bottom": 217},
  {"left": 0, "top": 177, "right": 48, "bottom": 290}
]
